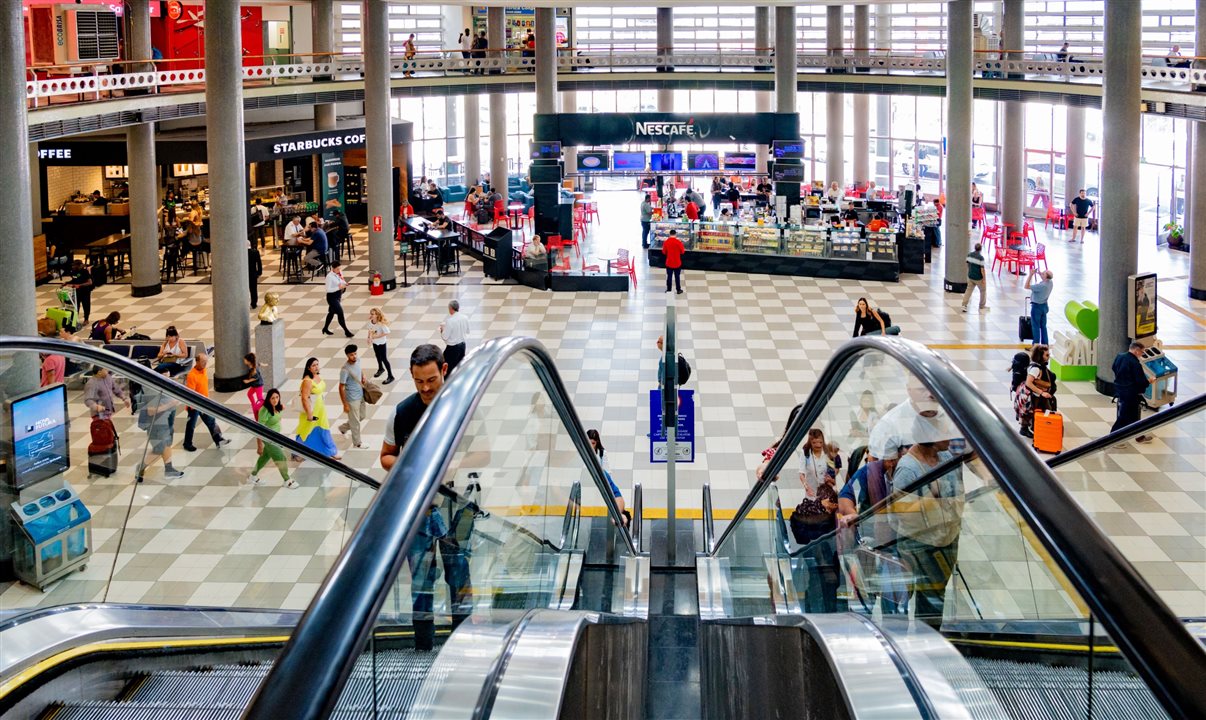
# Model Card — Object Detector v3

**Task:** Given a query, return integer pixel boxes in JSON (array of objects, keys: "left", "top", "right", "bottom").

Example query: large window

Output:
[{"left": 335, "top": 2, "right": 447, "bottom": 56}]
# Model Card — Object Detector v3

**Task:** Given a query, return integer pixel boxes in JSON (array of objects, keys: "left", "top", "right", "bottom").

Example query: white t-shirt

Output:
[
  {"left": 325, "top": 271, "right": 347, "bottom": 293},
  {"left": 441, "top": 312, "right": 470, "bottom": 345},
  {"left": 867, "top": 401, "right": 955, "bottom": 458},
  {"left": 798, "top": 450, "right": 832, "bottom": 493},
  {"left": 284, "top": 221, "right": 303, "bottom": 244},
  {"left": 369, "top": 321, "right": 390, "bottom": 346}
]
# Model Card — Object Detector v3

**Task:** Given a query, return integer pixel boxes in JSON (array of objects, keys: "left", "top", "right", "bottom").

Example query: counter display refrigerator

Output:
[{"left": 648, "top": 220, "right": 900, "bottom": 282}]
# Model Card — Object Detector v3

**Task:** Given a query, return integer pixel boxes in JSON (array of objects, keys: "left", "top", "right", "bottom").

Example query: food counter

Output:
[{"left": 646, "top": 219, "right": 900, "bottom": 282}]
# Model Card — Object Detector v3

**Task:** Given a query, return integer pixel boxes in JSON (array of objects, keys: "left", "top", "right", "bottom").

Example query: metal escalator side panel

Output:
[
  {"left": 873, "top": 617, "right": 1008, "bottom": 720},
  {"left": 407, "top": 611, "right": 528, "bottom": 720},
  {"left": 797, "top": 614, "right": 927, "bottom": 720},
  {"left": 696, "top": 556, "right": 733, "bottom": 621},
  {"left": 613, "top": 554, "right": 651, "bottom": 619}
]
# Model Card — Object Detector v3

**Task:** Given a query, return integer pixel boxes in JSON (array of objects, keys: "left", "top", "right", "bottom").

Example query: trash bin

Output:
[
  {"left": 11, "top": 482, "right": 92, "bottom": 591},
  {"left": 1140, "top": 348, "right": 1178, "bottom": 409},
  {"left": 484, "top": 227, "right": 512, "bottom": 280}
]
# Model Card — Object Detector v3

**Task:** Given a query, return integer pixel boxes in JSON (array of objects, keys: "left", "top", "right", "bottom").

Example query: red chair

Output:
[
  {"left": 990, "top": 234, "right": 1011, "bottom": 276},
  {"left": 583, "top": 200, "right": 600, "bottom": 224},
  {"left": 1023, "top": 218, "right": 1038, "bottom": 247},
  {"left": 547, "top": 235, "right": 571, "bottom": 272},
  {"left": 1043, "top": 204, "right": 1062, "bottom": 229},
  {"left": 1034, "top": 242, "right": 1049, "bottom": 272},
  {"left": 492, "top": 200, "right": 506, "bottom": 227},
  {"left": 627, "top": 262, "right": 637, "bottom": 289},
  {"left": 527, "top": 205, "right": 535, "bottom": 230},
  {"left": 972, "top": 206, "right": 986, "bottom": 226},
  {"left": 614, "top": 248, "right": 632, "bottom": 275}
]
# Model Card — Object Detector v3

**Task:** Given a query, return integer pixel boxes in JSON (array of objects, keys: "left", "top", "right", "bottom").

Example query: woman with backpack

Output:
[
  {"left": 1014, "top": 344, "right": 1056, "bottom": 438},
  {"left": 90, "top": 312, "right": 127, "bottom": 342},
  {"left": 852, "top": 298, "right": 900, "bottom": 337}
]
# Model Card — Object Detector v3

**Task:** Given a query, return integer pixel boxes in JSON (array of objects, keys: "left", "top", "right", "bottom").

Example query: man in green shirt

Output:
[{"left": 961, "top": 243, "right": 988, "bottom": 313}]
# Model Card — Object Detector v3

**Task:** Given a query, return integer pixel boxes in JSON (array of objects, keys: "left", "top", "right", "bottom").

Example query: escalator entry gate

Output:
[{"left": 10, "top": 480, "right": 92, "bottom": 591}]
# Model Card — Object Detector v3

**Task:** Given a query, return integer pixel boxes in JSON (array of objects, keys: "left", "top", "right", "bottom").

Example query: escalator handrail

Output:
[
  {"left": 1050, "top": 390, "right": 1206, "bottom": 468},
  {"left": 0, "top": 336, "right": 380, "bottom": 490},
  {"left": 708, "top": 335, "right": 1205, "bottom": 720},
  {"left": 242, "top": 336, "right": 635, "bottom": 720}
]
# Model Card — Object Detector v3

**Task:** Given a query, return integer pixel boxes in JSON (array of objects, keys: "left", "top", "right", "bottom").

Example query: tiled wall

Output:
[{"left": 46, "top": 166, "right": 104, "bottom": 212}]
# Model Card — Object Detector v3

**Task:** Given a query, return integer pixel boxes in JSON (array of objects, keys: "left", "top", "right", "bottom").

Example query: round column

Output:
[
  {"left": 1000, "top": 0, "right": 1025, "bottom": 230},
  {"left": 535, "top": 7, "right": 557, "bottom": 114},
  {"left": 1064, "top": 106, "right": 1086, "bottom": 210},
  {"left": 464, "top": 96, "right": 481, "bottom": 188},
  {"left": 488, "top": 8, "right": 508, "bottom": 196},
  {"left": 313, "top": 0, "right": 337, "bottom": 131},
  {"left": 657, "top": 8, "right": 674, "bottom": 109},
  {"left": 126, "top": 0, "right": 159, "bottom": 297},
  {"left": 852, "top": 5, "right": 870, "bottom": 186},
  {"left": 774, "top": 7, "right": 796, "bottom": 113},
  {"left": 754, "top": 7, "right": 771, "bottom": 174},
  {"left": 363, "top": 0, "right": 395, "bottom": 290},
  {"left": 1190, "top": 0, "right": 1206, "bottom": 299},
  {"left": 0, "top": 1, "right": 36, "bottom": 357},
  {"left": 943, "top": 0, "right": 974, "bottom": 293},
  {"left": 826, "top": 6, "right": 845, "bottom": 188}
]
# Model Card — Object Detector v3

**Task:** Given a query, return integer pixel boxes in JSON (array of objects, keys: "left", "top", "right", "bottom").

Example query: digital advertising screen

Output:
[
  {"left": 613, "top": 151, "right": 647, "bottom": 171},
  {"left": 772, "top": 164, "right": 805, "bottom": 182},
  {"left": 9, "top": 384, "right": 70, "bottom": 489},
  {"left": 724, "top": 152, "right": 757, "bottom": 170},
  {"left": 529, "top": 141, "right": 562, "bottom": 160},
  {"left": 650, "top": 152, "right": 683, "bottom": 172},
  {"left": 687, "top": 153, "right": 720, "bottom": 171},
  {"left": 577, "top": 152, "right": 610, "bottom": 172},
  {"left": 772, "top": 140, "right": 805, "bottom": 160}
]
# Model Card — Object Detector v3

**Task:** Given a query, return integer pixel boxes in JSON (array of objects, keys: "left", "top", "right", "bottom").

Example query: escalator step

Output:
[
  {"left": 49, "top": 702, "right": 243, "bottom": 720},
  {"left": 965, "top": 657, "right": 1168, "bottom": 720}
]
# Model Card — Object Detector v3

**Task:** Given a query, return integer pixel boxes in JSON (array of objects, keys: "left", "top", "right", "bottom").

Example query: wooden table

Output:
[{"left": 85, "top": 232, "right": 131, "bottom": 282}]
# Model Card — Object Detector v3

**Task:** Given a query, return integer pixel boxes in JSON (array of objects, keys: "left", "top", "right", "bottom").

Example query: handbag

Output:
[{"left": 362, "top": 381, "right": 383, "bottom": 405}]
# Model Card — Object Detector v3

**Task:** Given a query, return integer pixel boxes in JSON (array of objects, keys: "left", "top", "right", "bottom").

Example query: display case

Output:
[
  {"left": 695, "top": 222, "right": 736, "bottom": 252},
  {"left": 785, "top": 225, "right": 828, "bottom": 257},
  {"left": 650, "top": 221, "right": 688, "bottom": 249},
  {"left": 739, "top": 224, "right": 782, "bottom": 254},
  {"left": 867, "top": 230, "right": 898, "bottom": 261},
  {"left": 830, "top": 227, "right": 863, "bottom": 259}
]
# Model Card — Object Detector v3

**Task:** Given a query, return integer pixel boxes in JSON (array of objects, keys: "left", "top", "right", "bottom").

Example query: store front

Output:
[{"left": 35, "top": 122, "right": 412, "bottom": 264}]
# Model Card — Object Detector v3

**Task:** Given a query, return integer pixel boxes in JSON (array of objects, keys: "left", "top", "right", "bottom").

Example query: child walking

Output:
[
  {"left": 243, "top": 352, "right": 265, "bottom": 418},
  {"left": 250, "top": 388, "right": 297, "bottom": 489}
]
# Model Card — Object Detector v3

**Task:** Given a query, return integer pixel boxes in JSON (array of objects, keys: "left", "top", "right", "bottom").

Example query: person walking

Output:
[
  {"left": 1111, "top": 341, "right": 1156, "bottom": 443},
  {"left": 250, "top": 388, "right": 298, "bottom": 488},
  {"left": 297, "top": 357, "right": 341, "bottom": 459},
  {"left": 1025, "top": 268, "right": 1054, "bottom": 345},
  {"left": 459, "top": 27, "right": 473, "bottom": 61},
  {"left": 403, "top": 33, "right": 417, "bottom": 76},
  {"left": 338, "top": 344, "right": 368, "bottom": 450},
  {"left": 135, "top": 368, "right": 184, "bottom": 482},
  {"left": 242, "top": 352, "right": 265, "bottom": 418},
  {"left": 640, "top": 194, "right": 654, "bottom": 248},
  {"left": 250, "top": 198, "right": 270, "bottom": 249},
  {"left": 322, "top": 259, "right": 354, "bottom": 337},
  {"left": 440, "top": 300, "right": 471, "bottom": 373},
  {"left": 1016, "top": 344, "right": 1056, "bottom": 438},
  {"left": 84, "top": 366, "right": 131, "bottom": 418},
  {"left": 183, "top": 354, "right": 230, "bottom": 452},
  {"left": 368, "top": 308, "right": 396, "bottom": 384},
  {"left": 662, "top": 229, "right": 685, "bottom": 294},
  {"left": 1069, "top": 189, "right": 1094, "bottom": 243},
  {"left": 65, "top": 259, "right": 93, "bottom": 325},
  {"left": 248, "top": 237, "right": 262, "bottom": 310},
  {"left": 960, "top": 243, "right": 989, "bottom": 313}
]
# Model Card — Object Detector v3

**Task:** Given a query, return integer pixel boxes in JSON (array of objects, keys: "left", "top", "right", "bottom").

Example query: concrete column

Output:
[
  {"left": 1190, "top": 0, "right": 1206, "bottom": 299},
  {"left": 1097, "top": 0, "right": 1142, "bottom": 392},
  {"left": 127, "top": 123, "right": 160, "bottom": 296},
  {"left": 313, "top": 0, "right": 337, "bottom": 131},
  {"left": 1064, "top": 106, "right": 1085, "bottom": 211},
  {"left": 29, "top": 145, "right": 43, "bottom": 236},
  {"left": 774, "top": 7, "right": 796, "bottom": 113},
  {"left": 562, "top": 90, "right": 577, "bottom": 185},
  {"left": 826, "top": 6, "right": 845, "bottom": 187},
  {"left": 852, "top": 5, "right": 870, "bottom": 185},
  {"left": 943, "top": 0, "right": 974, "bottom": 293},
  {"left": 657, "top": 8, "right": 674, "bottom": 109},
  {"left": 875, "top": 5, "right": 892, "bottom": 185},
  {"left": 488, "top": 7, "right": 508, "bottom": 195},
  {"left": 0, "top": 0, "right": 36, "bottom": 355},
  {"left": 363, "top": 0, "right": 395, "bottom": 290},
  {"left": 535, "top": 7, "right": 557, "bottom": 115},
  {"left": 464, "top": 95, "right": 481, "bottom": 187},
  {"left": 1000, "top": 0, "right": 1025, "bottom": 230},
  {"left": 204, "top": 0, "right": 252, "bottom": 391},
  {"left": 755, "top": 7, "right": 771, "bottom": 174},
  {"left": 126, "top": 0, "right": 159, "bottom": 297}
]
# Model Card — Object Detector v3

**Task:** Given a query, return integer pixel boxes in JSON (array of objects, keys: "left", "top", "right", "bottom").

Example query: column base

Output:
[
  {"left": 943, "top": 279, "right": 968, "bottom": 293},
  {"left": 1094, "top": 375, "right": 1116, "bottom": 398},
  {"left": 131, "top": 283, "right": 162, "bottom": 298},
  {"left": 380, "top": 277, "right": 397, "bottom": 291},
  {"left": 214, "top": 375, "right": 248, "bottom": 393},
  {"left": 1190, "top": 286, "right": 1206, "bottom": 300}
]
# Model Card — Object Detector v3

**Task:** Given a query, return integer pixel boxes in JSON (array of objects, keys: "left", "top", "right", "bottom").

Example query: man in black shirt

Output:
[
  {"left": 1111, "top": 341, "right": 1155, "bottom": 442},
  {"left": 380, "top": 343, "right": 447, "bottom": 469},
  {"left": 1069, "top": 189, "right": 1094, "bottom": 244},
  {"left": 65, "top": 260, "right": 94, "bottom": 324}
]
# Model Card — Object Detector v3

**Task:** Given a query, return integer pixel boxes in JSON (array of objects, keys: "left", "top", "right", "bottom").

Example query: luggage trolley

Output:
[
  {"left": 1140, "top": 346, "right": 1178, "bottom": 409},
  {"left": 46, "top": 287, "right": 78, "bottom": 332}
]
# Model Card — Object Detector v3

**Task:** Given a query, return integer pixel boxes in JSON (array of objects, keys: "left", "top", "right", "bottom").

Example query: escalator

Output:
[{"left": 1, "top": 334, "right": 1203, "bottom": 719}]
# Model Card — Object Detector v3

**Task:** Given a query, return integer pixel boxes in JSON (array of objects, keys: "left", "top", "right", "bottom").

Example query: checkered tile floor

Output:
[{"left": 11, "top": 188, "right": 1204, "bottom": 619}]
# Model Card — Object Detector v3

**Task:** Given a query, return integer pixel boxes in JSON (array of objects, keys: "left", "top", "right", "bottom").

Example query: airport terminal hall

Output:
[{"left": 2, "top": 0, "right": 1206, "bottom": 718}]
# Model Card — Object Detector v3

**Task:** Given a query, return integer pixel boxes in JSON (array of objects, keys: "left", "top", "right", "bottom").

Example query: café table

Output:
[
  {"left": 507, "top": 203, "right": 526, "bottom": 230},
  {"left": 596, "top": 254, "right": 619, "bottom": 274}
]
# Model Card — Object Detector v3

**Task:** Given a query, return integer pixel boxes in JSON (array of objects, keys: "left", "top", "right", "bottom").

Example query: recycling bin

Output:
[
  {"left": 1140, "top": 347, "right": 1178, "bottom": 409},
  {"left": 10, "top": 482, "right": 91, "bottom": 591}
]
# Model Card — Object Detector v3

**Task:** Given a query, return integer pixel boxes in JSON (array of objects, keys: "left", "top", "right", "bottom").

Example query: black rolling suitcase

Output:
[
  {"left": 1018, "top": 295, "right": 1033, "bottom": 342},
  {"left": 88, "top": 448, "right": 119, "bottom": 477}
]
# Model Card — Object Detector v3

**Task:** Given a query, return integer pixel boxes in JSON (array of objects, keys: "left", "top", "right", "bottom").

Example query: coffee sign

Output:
[
  {"left": 634, "top": 119, "right": 707, "bottom": 140},
  {"left": 536, "top": 112, "right": 798, "bottom": 147}
]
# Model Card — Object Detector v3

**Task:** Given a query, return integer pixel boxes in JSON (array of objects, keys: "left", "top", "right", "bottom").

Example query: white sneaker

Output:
[
  {"left": 250, "top": 474, "right": 262, "bottom": 485},
  {"left": 981, "top": 306, "right": 990, "bottom": 312},
  {"left": 961, "top": 306, "right": 968, "bottom": 313}
]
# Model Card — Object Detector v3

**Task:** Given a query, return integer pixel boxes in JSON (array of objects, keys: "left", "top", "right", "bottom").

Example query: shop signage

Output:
[
  {"left": 271, "top": 133, "right": 365, "bottom": 156},
  {"left": 38, "top": 147, "right": 71, "bottom": 160},
  {"left": 536, "top": 113, "right": 799, "bottom": 147},
  {"left": 321, "top": 153, "right": 345, "bottom": 220},
  {"left": 372, "top": 216, "right": 382, "bottom": 232},
  {"left": 649, "top": 389, "right": 696, "bottom": 463},
  {"left": 245, "top": 124, "right": 412, "bottom": 161}
]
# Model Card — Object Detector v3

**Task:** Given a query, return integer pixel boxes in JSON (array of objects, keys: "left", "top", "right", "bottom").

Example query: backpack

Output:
[
  {"left": 88, "top": 416, "right": 117, "bottom": 454},
  {"left": 1010, "top": 352, "right": 1030, "bottom": 392},
  {"left": 876, "top": 309, "right": 892, "bottom": 328},
  {"left": 676, "top": 354, "right": 691, "bottom": 385},
  {"left": 90, "top": 263, "right": 107, "bottom": 288}
]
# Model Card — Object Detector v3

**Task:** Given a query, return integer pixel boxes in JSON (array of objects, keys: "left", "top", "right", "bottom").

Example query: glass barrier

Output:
[
  {"left": 707, "top": 347, "right": 1199, "bottom": 719},
  {"left": 0, "top": 345, "right": 375, "bottom": 618}
]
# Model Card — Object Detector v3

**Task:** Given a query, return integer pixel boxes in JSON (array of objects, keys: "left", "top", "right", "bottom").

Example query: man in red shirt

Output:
[
  {"left": 684, "top": 199, "right": 699, "bottom": 224},
  {"left": 662, "top": 229, "right": 685, "bottom": 294}
]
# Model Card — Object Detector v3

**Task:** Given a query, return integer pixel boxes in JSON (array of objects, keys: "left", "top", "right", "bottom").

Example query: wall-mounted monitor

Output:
[
  {"left": 650, "top": 152, "right": 683, "bottom": 172},
  {"left": 529, "top": 141, "right": 563, "bottom": 160},
  {"left": 577, "top": 152, "right": 610, "bottom": 172},
  {"left": 772, "top": 140, "right": 805, "bottom": 160},
  {"left": 7, "top": 384, "right": 70, "bottom": 490},
  {"left": 613, "top": 151, "right": 647, "bottom": 171},
  {"left": 772, "top": 164, "right": 805, "bottom": 182},
  {"left": 687, "top": 153, "right": 719, "bottom": 171},
  {"left": 724, "top": 152, "right": 757, "bottom": 170}
]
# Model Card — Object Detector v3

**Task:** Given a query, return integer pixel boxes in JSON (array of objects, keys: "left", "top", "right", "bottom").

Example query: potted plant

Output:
[{"left": 1161, "top": 221, "right": 1184, "bottom": 248}]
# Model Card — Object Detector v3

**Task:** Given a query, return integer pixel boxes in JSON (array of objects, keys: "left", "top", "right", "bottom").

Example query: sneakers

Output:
[
  {"left": 352, "top": 443, "right": 366, "bottom": 449},
  {"left": 384, "top": 376, "right": 395, "bottom": 385},
  {"left": 338, "top": 423, "right": 349, "bottom": 435},
  {"left": 285, "top": 479, "right": 299, "bottom": 489},
  {"left": 182, "top": 444, "right": 198, "bottom": 452},
  {"left": 249, "top": 474, "right": 262, "bottom": 485},
  {"left": 982, "top": 306, "right": 990, "bottom": 312},
  {"left": 960, "top": 306, "right": 968, "bottom": 313},
  {"left": 164, "top": 467, "right": 185, "bottom": 479},
  {"left": 1136, "top": 435, "right": 1154, "bottom": 444},
  {"left": 135, "top": 463, "right": 145, "bottom": 483},
  {"left": 216, "top": 437, "right": 231, "bottom": 447},
  {"left": 373, "top": 369, "right": 384, "bottom": 378},
  {"left": 676, "top": 289, "right": 683, "bottom": 295}
]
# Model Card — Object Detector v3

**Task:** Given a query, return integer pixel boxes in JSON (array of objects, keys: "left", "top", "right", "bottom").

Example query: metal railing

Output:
[
  {"left": 242, "top": 336, "right": 636, "bottom": 720},
  {"left": 707, "top": 335, "right": 1205, "bottom": 720},
  {"left": 23, "top": 48, "right": 1205, "bottom": 109}
]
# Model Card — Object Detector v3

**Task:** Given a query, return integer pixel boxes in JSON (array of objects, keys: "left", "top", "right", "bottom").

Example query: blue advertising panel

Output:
[
  {"left": 649, "top": 389, "right": 695, "bottom": 463},
  {"left": 9, "top": 384, "right": 70, "bottom": 488}
]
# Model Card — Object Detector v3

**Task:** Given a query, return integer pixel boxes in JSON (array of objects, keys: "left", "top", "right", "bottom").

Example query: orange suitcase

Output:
[{"left": 1033, "top": 410, "right": 1063, "bottom": 454}]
